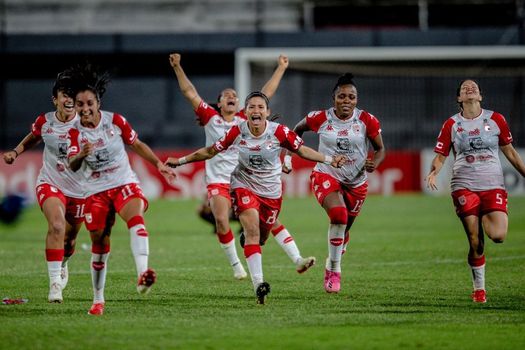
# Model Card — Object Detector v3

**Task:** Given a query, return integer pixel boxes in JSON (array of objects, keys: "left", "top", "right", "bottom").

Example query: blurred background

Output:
[{"left": 1, "top": 0, "right": 525, "bottom": 200}]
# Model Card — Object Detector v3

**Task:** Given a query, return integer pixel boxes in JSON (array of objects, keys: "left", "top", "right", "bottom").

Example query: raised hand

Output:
[{"left": 3, "top": 150, "right": 18, "bottom": 164}]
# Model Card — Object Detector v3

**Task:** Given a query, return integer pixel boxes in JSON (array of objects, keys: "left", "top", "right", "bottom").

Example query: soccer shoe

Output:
[
  {"left": 137, "top": 268, "right": 157, "bottom": 294},
  {"left": 324, "top": 269, "right": 341, "bottom": 293},
  {"left": 296, "top": 256, "right": 316, "bottom": 274},
  {"left": 48, "top": 282, "right": 63, "bottom": 303},
  {"left": 88, "top": 302, "right": 105, "bottom": 316},
  {"left": 232, "top": 262, "right": 248, "bottom": 280},
  {"left": 471, "top": 289, "right": 487, "bottom": 303},
  {"left": 256, "top": 282, "right": 271, "bottom": 305},
  {"left": 60, "top": 264, "right": 69, "bottom": 289}
]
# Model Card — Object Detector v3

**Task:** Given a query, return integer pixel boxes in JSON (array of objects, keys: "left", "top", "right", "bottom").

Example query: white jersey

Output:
[
  {"left": 434, "top": 109, "right": 513, "bottom": 191},
  {"left": 195, "top": 101, "right": 246, "bottom": 184},
  {"left": 67, "top": 110, "right": 140, "bottom": 196},
  {"left": 213, "top": 120, "right": 303, "bottom": 199},
  {"left": 32, "top": 112, "right": 85, "bottom": 198},
  {"left": 305, "top": 107, "right": 381, "bottom": 187}
]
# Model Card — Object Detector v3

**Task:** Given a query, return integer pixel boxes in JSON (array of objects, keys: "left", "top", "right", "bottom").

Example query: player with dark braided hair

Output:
[
  {"left": 67, "top": 63, "right": 176, "bottom": 315},
  {"left": 287, "top": 73, "right": 386, "bottom": 294}
]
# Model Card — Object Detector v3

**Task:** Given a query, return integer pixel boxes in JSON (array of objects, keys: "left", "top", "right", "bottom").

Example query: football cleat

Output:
[
  {"left": 296, "top": 256, "right": 316, "bottom": 274},
  {"left": 232, "top": 262, "right": 248, "bottom": 280},
  {"left": 324, "top": 269, "right": 341, "bottom": 293},
  {"left": 471, "top": 289, "right": 487, "bottom": 303},
  {"left": 137, "top": 268, "right": 157, "bottom": 294},
  {"left": 48, "top": 282, "right": 63, "bottom": 303},
  {"left": 60, "top": 264, "right": 69, "bottom": 289},
  {"left": 88, "top": 302, "right": 105, "bottom": 316},
  {"left": 256, "top": 282, "right": 271, "bottom": 305}
]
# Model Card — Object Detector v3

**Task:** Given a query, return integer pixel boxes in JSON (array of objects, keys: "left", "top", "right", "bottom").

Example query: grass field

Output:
[{"left": 1, "top": 194, "right": 524, "bottom": 349}]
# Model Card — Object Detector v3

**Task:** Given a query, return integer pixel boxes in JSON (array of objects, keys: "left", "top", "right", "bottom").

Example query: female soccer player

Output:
[
  {"left": 426, "top": 79, "right": 525, "bottom": 303},
  {"left": 287, "top": 73, "right": 385, "bottom": 294},
  {"left": 169, "top": 53, "right": 315, "bottom": 279},
  {"left": 67, "top": 64, "right": 176, "bottom": 315},
  {"left": 3, "top": 70, "right": 85, "bottom": 303},
  {"left": 166, "top": 91, "right": 344, "bottom": 304}
]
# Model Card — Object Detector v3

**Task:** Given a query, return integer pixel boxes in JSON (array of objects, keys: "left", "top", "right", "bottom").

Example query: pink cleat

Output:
[
  {"left": 137, "top": 268, "right": 157, "bottom": 294},
  {"left": 471, "top": 289, "right": 486, "bottom": 303},
  {"left": 88, "top": 302, "right": 105, "bottom": 315},
  {"left": 324, "top": 269, "right": 341, "bottom": 293}
]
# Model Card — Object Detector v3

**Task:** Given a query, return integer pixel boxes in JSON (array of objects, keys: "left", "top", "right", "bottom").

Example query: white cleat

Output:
[
  {"left": 60, "top": 264, "right": 69, "bottom": 290},
  {"left": 232, "top": 262, "right": 248, "bottom": 280},
  {"left": 296, "top": 256, "right": 316, "bottom": 274},
  {"left": 48, "top": 282, "right": 63, "bottom": 303}
]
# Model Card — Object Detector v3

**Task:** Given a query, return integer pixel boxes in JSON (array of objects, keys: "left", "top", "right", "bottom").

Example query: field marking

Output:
[{"left": 5, "top": 255, "right": 525, "bottom": 276}]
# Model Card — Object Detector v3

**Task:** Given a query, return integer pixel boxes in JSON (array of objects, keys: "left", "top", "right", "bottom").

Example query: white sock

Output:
[
  {"left": 246, "top": 251, "right": 263, "bottom": 291},
  {"left": 91, "top": 252, "right": 109, "bottom": 303},
  {"left": 272, "top": 227, "right": 302, "bottom": 264},
  {"left": 326, "top": 223, "right": 345, "bottom": 273},
  {"left": 129, "top": 223, "right": 149, "bottom": 276},
  {"left": 218, "top": 231, "right": 242, "bottom": 267},
  {"left": 47, "top": 261, "right": 62, "bottom": 285},
  {"left": 471, "top": 264, "right": 486, "bottom": 290}
]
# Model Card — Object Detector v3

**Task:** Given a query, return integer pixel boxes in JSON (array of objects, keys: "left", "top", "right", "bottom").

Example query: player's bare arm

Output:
[
  {"left": 69, "top": 142, "right": 94, "bottom": 171},
  {"left": 500, "top": 143, "right": 525, "bottom": 177},
  {"left": 425, "top": 154, "right": 447, "bottom": 190},
  {"left": 165, "top": 145, "right": 219, "bottom": 168},
  {"left": 3, "top": 133, "right": 41, "bottom": 164},
  {"left": 129, "top": 139, "right": 177, "bottom": 182},
  {"left": 261, "top": 54, "right": 289, "bottom": 99},
  {"left": 364, "top": 134, "right": 386, "bottom": 173},
  {"left": 295, "top": 145, "right": 345, "bottom": 168},
  {"left": 169, "top": 53, "right": 203, "bottom": 110}
]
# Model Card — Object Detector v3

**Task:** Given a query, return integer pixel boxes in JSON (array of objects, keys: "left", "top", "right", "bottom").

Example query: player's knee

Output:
[
  {"left": 328, "top": 207, "right": 348, "bottom": 225},
  {"left": 48, "top": 220, "right": 65, "bottom": 237},
  {"left": 489, "top": 230, "right": 507, "bottom": 243}
]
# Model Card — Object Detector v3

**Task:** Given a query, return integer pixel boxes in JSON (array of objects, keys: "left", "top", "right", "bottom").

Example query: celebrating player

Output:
[
  {"left": 67, "top": 63, "right": 176, "bottom": 315},
  {"left": 169, "top": 53, "right": 315, "bottom": 279},
  {"left": 287, "top": 73, "right": 385, "bottom": 294},
  {"left": 3, "top": 70, "right": 85, "bottom": 303},
  {"left": 166, "top": 91, "right": 344, "bottom": 304},
  {"left": 425, "top": 79, "right": 525, "bottom": 303}
]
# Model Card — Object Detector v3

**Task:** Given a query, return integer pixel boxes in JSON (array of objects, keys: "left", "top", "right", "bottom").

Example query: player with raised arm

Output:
[
  {"left": 166, "top": 91, "right": 345, "bottom": 304},
  {"left": 426, "top": 79, "right": 525, "bottom": 303},
  {"left": 67, "top": 64, "right": 176, "bottom": 315},
  {"left": 169, "top": 53, "right": 315, "bottom": 279}
]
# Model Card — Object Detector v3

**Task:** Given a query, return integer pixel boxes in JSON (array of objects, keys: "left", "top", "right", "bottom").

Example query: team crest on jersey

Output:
[
  {"left": 458, "top": 196, "right": 467, "bottom": 206},
  {"left": 352, "top": 124, "right": 360, "bottom": 133},
  {"left": 323, "top": 180, "right": 331, "bottom": 189},
  {"left": 106, "top": 128, "right": 115, "bottom": 137},
  {"left": 242, "top": 196, "right": 250, "bottom": 205},
  {"left": 50, "top": 186, "right": 58, "bottom": 193},
  {"left": 85, "top": 213, "right": 92, "bottom": 223}
]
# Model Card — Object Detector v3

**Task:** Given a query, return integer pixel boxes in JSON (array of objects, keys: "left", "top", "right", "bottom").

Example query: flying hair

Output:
[{"left": 69, "top": 62, "right": 111, "bottom": 100}]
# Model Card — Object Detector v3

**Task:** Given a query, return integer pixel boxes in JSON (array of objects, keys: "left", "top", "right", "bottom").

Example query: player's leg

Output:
[
  {"left": 209, "top": 191, "right": 246, "bottom": 280},
  {"left": 41, "top": 196, "right": 67, "bottom": 303},
  {"left": 270, "top": 219, "right": 315, "bottom": 273},
  {"left": 480, "top": 189, "right": 508, "bottom": 243},
  {"left": 61, "top": 197, "right": 86, "bottom": 290},
  {"left": 197, "top": 195, "right": 216, "bottom": 232},
  {"left": 341, "top": 183, "right": 368, "bottom": 256}
]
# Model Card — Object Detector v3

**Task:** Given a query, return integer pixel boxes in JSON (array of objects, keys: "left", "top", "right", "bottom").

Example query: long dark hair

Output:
[{"left": 69, "top": 62, "right": 111, "bottom": 101}]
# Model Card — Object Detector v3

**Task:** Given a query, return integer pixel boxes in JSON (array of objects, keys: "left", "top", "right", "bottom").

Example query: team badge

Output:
[
  {"left": 211, "top": 189, "right": 219, "bottom": 196},
  {"left": 323, "top": 181, "right": 331, "bottom": 189},
  {"left": 85, "top": 213, "right": 92, "bottom": 223},
  {"left": 242, "top": 196, "right": 250, "bottom": 205},
  {"left": 458, "top": 196, "right": 467, "bottom": 206}
]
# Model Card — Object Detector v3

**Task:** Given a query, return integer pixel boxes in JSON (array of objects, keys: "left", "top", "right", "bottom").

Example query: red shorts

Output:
[
  {"left": 35, "top": 183, "right": 85, "bottom": 225},
  {"left": 84, "top": 183, "right": 148, "bottom": 232},
  {"left": 310, "top": 171, "right": 368, "bottom": 217},
  {"left": 451, "top": 188, "right": 508, "bottom": 217},
  {"left": 207, "top": 183, "right": 231, "bottom": 201},
  {"left": 231, "top": 187, "right": 282, "bottom": 233}
]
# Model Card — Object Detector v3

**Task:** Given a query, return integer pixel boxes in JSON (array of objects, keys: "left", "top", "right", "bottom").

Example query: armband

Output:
[{"left": 323, "top": 155, "right": 333, "bottom": 165}]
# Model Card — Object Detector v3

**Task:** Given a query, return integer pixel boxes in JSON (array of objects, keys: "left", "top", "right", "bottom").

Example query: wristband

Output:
[
  {"left": 323, "top": 155, "right": 333, "bottom": 165},
  {"left": 13, "top": 149, "right": 19, "bottom": 157},
  {"left": 178, "top": 156, "right": 188, "bottom": 165}
]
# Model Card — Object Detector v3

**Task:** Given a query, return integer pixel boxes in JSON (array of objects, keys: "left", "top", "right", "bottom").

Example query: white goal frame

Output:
[{"left": 234, "top": 46, "right": 525, "bottom": 100}]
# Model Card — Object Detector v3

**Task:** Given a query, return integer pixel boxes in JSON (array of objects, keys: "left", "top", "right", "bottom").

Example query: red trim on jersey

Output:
[
  {"left": 434, "top": 118, "right": 455, "bottom": 156},
  {"left": 274, "top": 124, "right": 304, "bottom": 152},
  {"left": 31, "top": 114, "right": 47, "bottom": 137},
  {"left": 305, "top": 110, "right": 327, "bottom": 132},
  {"left": 67, "top": 128, "right": 81, "bottom": 158},
  {"left": 112, "top": 113, "right": 138, "bottom": 145},
  {"left": 490, "top": 112, "right": 513, "bottom": 146},
  {"left": 213, "top": 125, "right": 241, "bottom": 152},
  {"left": 195, "top": 101, "right": 216, "bottom": 126},
  {"left": 359, "top": 111, "right": 381, "bottom": 139},
  {"left": 237, "top": 109, "right": 247, "bottom": 120}
]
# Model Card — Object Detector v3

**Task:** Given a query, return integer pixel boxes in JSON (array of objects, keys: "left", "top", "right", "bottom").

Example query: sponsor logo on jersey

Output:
[
  {"left": 337, "top": 129, "right": 349, "bottom": 137},
  {"left": 326, "top": 125, "right": 334, "bottom": 132},
  {"left": 457, "top": 127, "right": 464, "bottom": 133},
  {"left": 468, "top": 128, "right": 480, "bottom": 136},
  {"left": 466, "top": 155, "right": 475, "bottom": 163},
  {"left": 249, "top": 145, "right": 261, "bottom": 151}
]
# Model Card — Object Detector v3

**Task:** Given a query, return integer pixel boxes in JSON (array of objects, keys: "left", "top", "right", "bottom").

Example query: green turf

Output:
[{"left": 1, "top": 195, "right": 524, "bottom": 349}]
